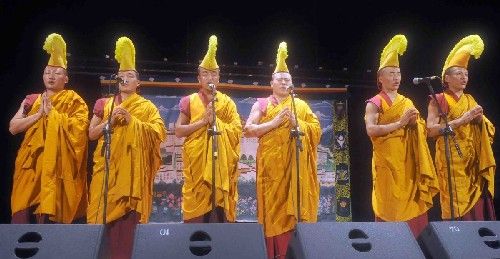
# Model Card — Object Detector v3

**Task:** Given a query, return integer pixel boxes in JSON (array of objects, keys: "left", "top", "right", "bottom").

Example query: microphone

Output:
[
  {"left": 286, "top": 84, "right": 295, "bottom": 91},
  {"left": 114, "top": 75, "right": 127, "bottom": 85},
  {"left": 208, "top": 83, "right": 216, "bottom": 92},
  {"left": 412, "top": 76, "right": 440, "bottom": 85}
]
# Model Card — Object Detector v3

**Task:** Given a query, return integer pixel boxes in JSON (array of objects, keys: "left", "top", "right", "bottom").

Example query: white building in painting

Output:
[
  {"left": 317, "top": 145, "right": 335, "bottom": 187},
  {"left": 155, "top": 122, "right": 185, "bottom": 184}
]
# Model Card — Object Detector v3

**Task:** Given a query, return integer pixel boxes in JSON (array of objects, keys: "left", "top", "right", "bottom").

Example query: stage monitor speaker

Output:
[
  {"left": 418, "top": 221, "right": 500, "bottom": 258},
  {"left": 132, "top": 223, "right": 266, "bottom": 259},
  {"left": 286, "top": 222, "right": 424, "bottom": 259},
  {"left": 0, "top": 224, "right": 105, "bottom": 259}
]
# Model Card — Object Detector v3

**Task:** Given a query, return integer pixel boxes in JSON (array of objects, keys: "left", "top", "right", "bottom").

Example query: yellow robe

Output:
[
  {"left": 256, "top": 96, "right": 321, "bottom": 237},
  {"left": 12, "top": 90, "right": 89, "bottom": 223},
  {"left": 370, "top": 94, "right": 438, "bottom": 221},
  {"left": 87, "top": 93, "right": 166, "bottom": 224},
  {"left": 181, "top": 92, "right": 242, "bottom": 221},
  {"left": 435, "top": 92, "right": 495, "bottom": 219}
]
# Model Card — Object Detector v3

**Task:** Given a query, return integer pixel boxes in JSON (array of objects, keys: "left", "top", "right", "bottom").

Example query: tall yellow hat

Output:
[
  {"left": 43, "top": 33, "right": 67, "bottom": 69},
  {"left": 274, "top": 42, "right": 289, "bottom": 74},
  {"left": 199, "top": 35, "right": 219, "bottom": 70},
  {"left": 115, "top": 37, "right": 136, "bottom": 71},
  {"left": 442, "top": 35, "right": 484, "bottom": 77},
  {"left": 378, "top": 34, "right": 407, "bottom": 71}
]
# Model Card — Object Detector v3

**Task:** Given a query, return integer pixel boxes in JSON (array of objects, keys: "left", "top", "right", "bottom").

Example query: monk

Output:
[
  {"left": 427, "top": 35, "right": 495, "bottom": 221},
  {"left": 175, "top": 35, "right": 241, "bottom": 223},
  {"left": 244, "top": 42, "right": 321, "bottom": 259},
  {"left": 9, "top": 33, "right": 89, "bottom": 224},
  {"left": 365, "top": 35, "right": 438, "bottom": 237},
  {"left": 87, "top": 36, "right": 166, "bottom": 258}
]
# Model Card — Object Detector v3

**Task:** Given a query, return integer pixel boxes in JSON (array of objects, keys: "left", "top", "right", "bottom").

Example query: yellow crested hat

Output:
[
  {"left": 442, "top": 35, "right": 484, "bottom": 77},
  {"left": 115, "top": 37, "right": 136, "bottom": 71},
  {"left": 43, "top": 33, "right": 67, "bottom": 69},
  {"left": 274, "top": 42, "right": 289, "bottom": 74},
  {"left": 199, "top": 35, "right": 219, "bottom": 70},
  {"left": 378, "top": 34, "right": 407, "bottom": 71}
]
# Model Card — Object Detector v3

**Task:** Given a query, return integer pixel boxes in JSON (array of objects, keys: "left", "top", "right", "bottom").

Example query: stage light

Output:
[
  {"left": 175, "top": 77, "right": 181, "bottom": 82},
  {"left": 318, "top": 66, "right": 323, "bottom": 70},
  {"left": 301, "top": 83, "right": 306, "bottom": 88},
  {"left": 252, "top": 82, "right": 259, "bottom": 85},
  {"left": 227, "top": 79, "right": 234, "bottom": 84},
  {"left": 343, "top": 67, "right": 348, "bottom": 71},
  {"left": 366, "top": 69, "right": 372, "bottom": 73},
  {"left": 258, "top": 61, "right": 263, "bottom": 66},
  {"left": 99, "top": 75, "right": 105, "bottom": 80},
  {"left": 105, "top": 55, "right": 110, "bottom": 59},
  {"left": 325, "top": 84, "right": 331, "bottom": 88},
  {"left": 294, "top": 65, "right": 299, "bottom": 69},
  {"left": 163, "top": 57, "right": 168, "bottom": 62},
  {"left": 233, "top": 62, "right": 238, "bottom": 66},
  {"left": 149, "top": 77, "right": 155, "bottom": 82}
]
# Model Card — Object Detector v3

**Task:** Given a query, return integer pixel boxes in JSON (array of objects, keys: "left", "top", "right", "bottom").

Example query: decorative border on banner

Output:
[{"left": 333, "top": 99, "right": 352, "bottom": 221}]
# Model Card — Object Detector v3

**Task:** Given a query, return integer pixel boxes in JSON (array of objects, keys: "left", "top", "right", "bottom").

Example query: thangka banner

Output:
[{"left": 145, "top": 94, "right": 351, "bottom": 222}]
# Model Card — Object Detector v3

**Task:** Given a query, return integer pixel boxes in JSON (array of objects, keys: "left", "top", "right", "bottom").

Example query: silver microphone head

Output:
[
  {"left": 114, "top": 75, "right": 124, "bottom": 83},
  {"left": 208, "top": 83, "right": 216, "bottom": 91},
  {"left": 412, "top": 78, "right": 421, "bottom": 85}
]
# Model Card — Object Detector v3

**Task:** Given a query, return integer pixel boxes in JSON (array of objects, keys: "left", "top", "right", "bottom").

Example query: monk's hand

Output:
[
  {"left": 287, "top": 109, "right": 298, "bottom": 127},
  {"left": 408, "top": 108, "right": 419, "bottom": 126},
  {"left": 272, "top": 108, "right": 289, "bottom": 128},
  {"left": 42, "top": 93, "right": 52, "bottom": 115},
  {"left": 463, "top": 105, "right": 483, "bottom": 124},
  {"left": 36, "top": 98, "right": 44, "bottom": 118},
  {"left": 204, "top": 102, "right": 215, "bottom": 126},
  {"left": 473, "top": 105, "right": 484, "bottom": 123},
  {"left": 114, "top": 107, "right": 131, "bottom": 125},
  {"left": 399, "top": 108, "right": 418, "bottom": 127}
]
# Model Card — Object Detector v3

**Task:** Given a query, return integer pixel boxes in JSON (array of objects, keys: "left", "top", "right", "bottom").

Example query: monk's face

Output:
[
  {"left": 117, "top": 70, "right": 140, "bottom": 94},
  {"left": 378, "top": 67, "right": 401, "bottom": 92},
  {"left": 197, "top": 67, "right": 220, "bottom": 91},
  {"left": 271, "top": 72, "right": 292, "bottom": 98},
  {"left": 43, "top": 66, "right": 67, "bottom": 91},
  {"left": 444, "top": 67, "right": 468, "bottom": 91}
]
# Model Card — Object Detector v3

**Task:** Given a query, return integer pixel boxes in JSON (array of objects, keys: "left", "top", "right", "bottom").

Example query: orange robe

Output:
[
  {"left": 434, "top": 92, "right": 495, "bottom": 219},
  {"left": 181, "top": 92, "right": 242, "bottom": 221},
  {"left": 369, "top": 93, "right": 438, "bottom": 222},
  {"left": 12, "top": 90, "right": 89, "bottom": 223},
  {"left": 87, "top": 93, "right": 166, "bottom": 224},
  {"left": 256, "top": 95, "right": 321, "bottom": 237}
]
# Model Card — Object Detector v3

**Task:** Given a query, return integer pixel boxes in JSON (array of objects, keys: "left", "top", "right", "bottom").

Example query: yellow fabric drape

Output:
[
  {"left": 12, "top": 90, "right": 89, "bottom": 223},
  {"left": 371, "top": 94, "right": 438, "bottom": 221},
  {"left": 181, "top": 92, "right": 242, "bottom": 221},
  {"left": 87, "top": 93, "right": 166, "bottom": 224},
  {"left": 256, "top": 96, "right": 321, "bottom": 237},
  {"left": 435, "top": 92, "right": 495, "bottom": 219}
]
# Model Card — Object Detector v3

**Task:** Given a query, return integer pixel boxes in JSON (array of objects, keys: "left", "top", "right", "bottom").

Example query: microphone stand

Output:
[
  {"left": 207, "top": 85, "right": 220, "bottom": 220},
  {"left": 289, "top": 85, "right": 304, "bottom": 222},
  {"left": 101, "top": 76, "right": 121, "bottom": 224},
  {"left": 424, "top": 77, "right": 462, "bottom": 221}
]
